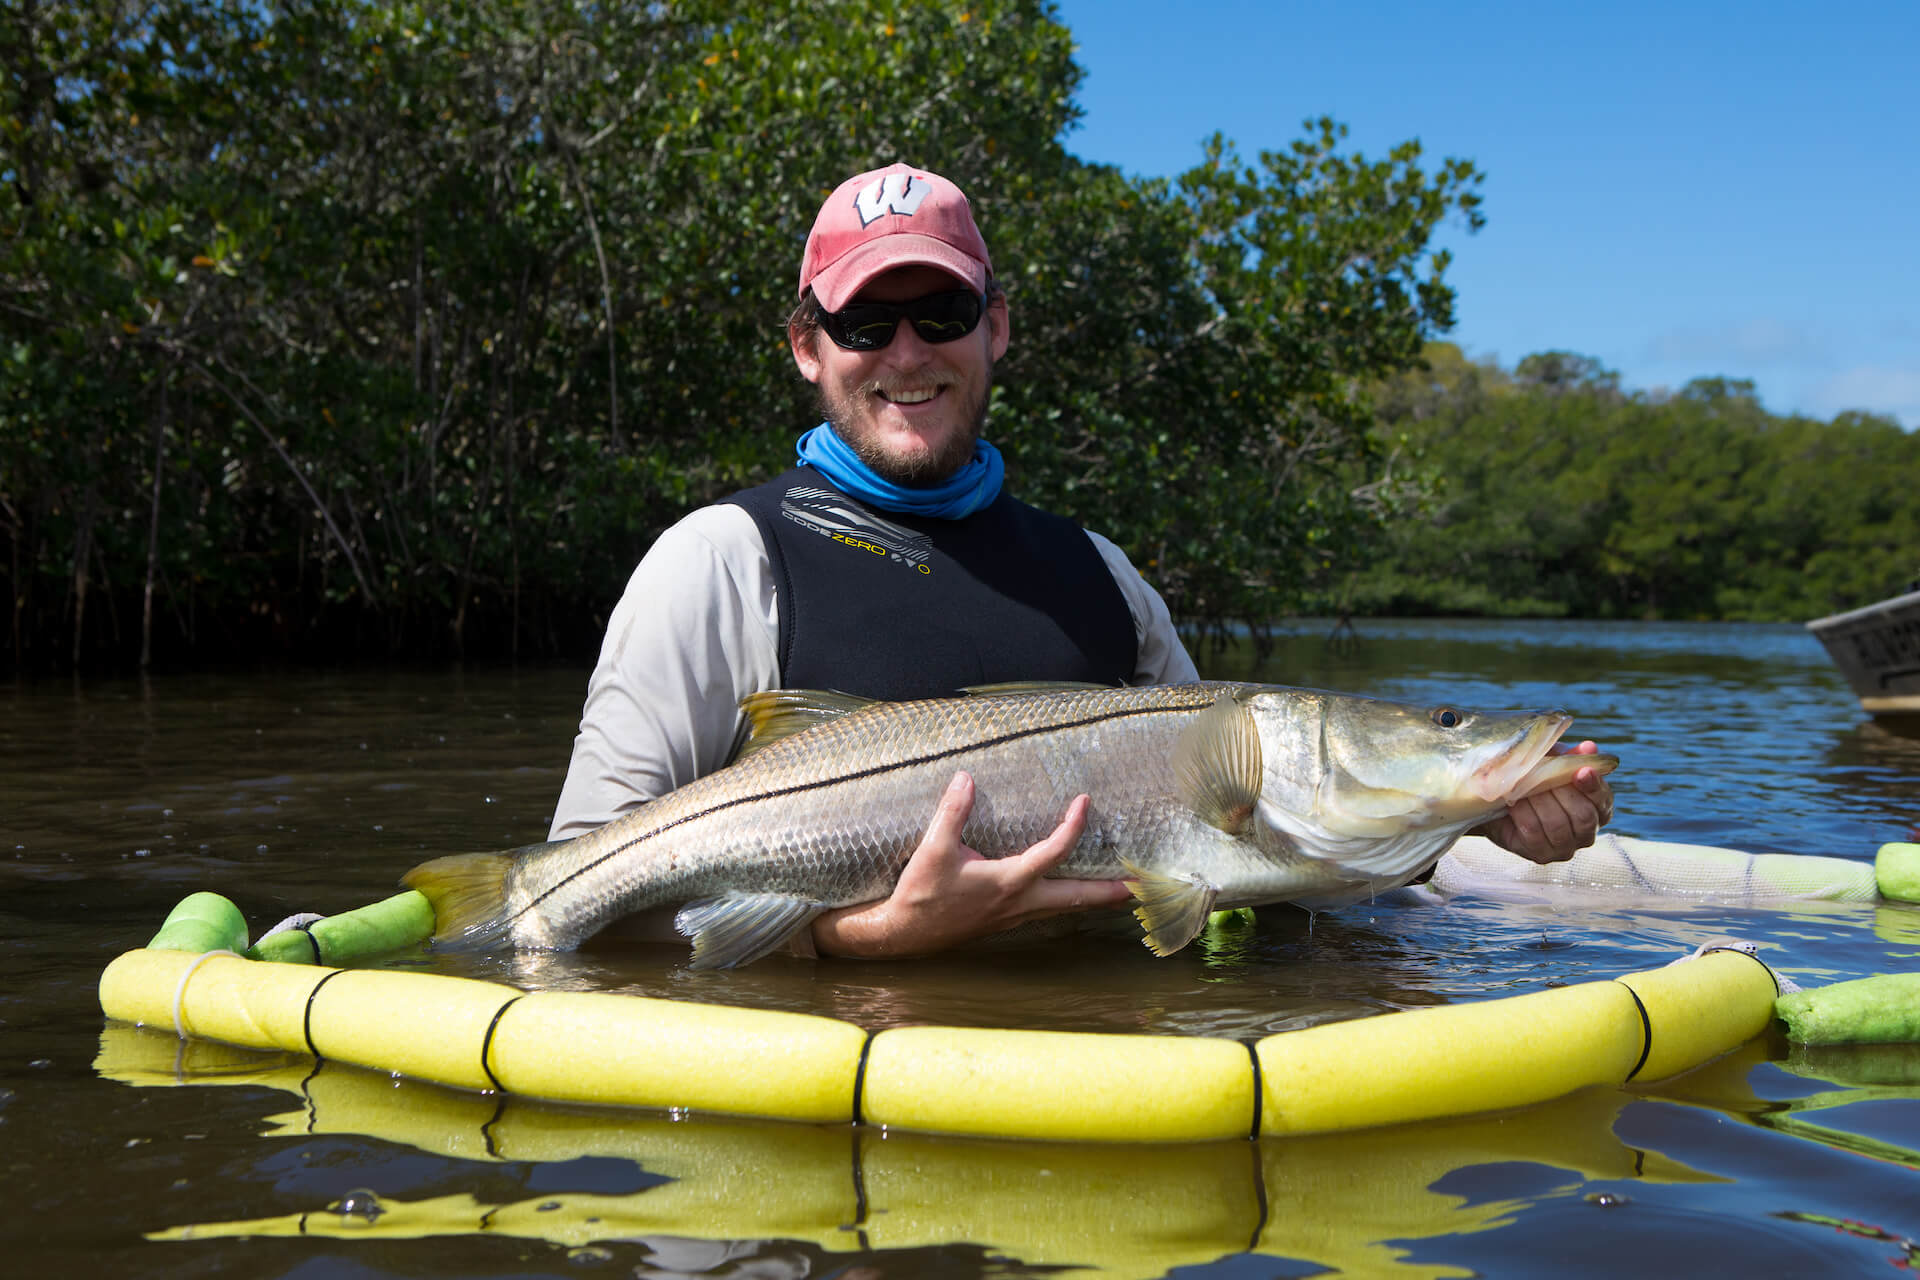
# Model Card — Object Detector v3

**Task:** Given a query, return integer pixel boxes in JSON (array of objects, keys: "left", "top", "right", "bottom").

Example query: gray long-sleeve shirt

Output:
[{"left": 549, "top": 503, "right": 1197, "bottom": 838}]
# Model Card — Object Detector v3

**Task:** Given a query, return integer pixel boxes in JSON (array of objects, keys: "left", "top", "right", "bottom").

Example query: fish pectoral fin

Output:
[
  {"left": 674, "top": 893, "right": 827, "bottom": 969},
  {"left": 1122, "top": 861, "right": 1220, "bottom": 957},
  {"left": 1171, "top": 689, "right": 1264, "bottom": 836},
  {"left": 734, "top": 690, "right": 878, "bottom": 759},
  {"left": 401, "top": 851, "right": 517, "bottom": 950}
]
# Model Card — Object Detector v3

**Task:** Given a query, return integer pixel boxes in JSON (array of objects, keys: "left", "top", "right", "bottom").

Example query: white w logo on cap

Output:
[{"left": 852, "top": 172, "right": 930, "bottom": 227}]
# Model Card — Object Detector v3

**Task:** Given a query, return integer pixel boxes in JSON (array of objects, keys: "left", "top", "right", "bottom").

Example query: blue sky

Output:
[{"left": 1053, "top": 1, "right": 1918, "bottom": 426}]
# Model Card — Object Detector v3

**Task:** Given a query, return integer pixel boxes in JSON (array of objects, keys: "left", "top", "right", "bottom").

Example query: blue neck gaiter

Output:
[{"left": 795, "top": 423, "right": 1004, "bottom": 519}]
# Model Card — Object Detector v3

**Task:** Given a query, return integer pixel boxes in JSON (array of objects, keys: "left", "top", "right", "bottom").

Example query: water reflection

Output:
[
  {"left": 95, "top": 1019, "right": 1920, "bottom": 1277},
  {"left": 465, "top": 910, "right": 1440, "bottom": 1038},
  {"left": 11, "top": 623, "right": 1920, "bottom": 1277},
  {"left": 1826, "top": 718, "right": 1920, "bottom": 838},
  {"left": 98, "top": 1023, "right": 1743, "bottom": 1280}
]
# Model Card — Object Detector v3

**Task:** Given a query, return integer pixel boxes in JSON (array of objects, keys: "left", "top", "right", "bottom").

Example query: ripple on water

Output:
[{"left": 6, "top": 636, "right": 1919, "bottom": 1278}]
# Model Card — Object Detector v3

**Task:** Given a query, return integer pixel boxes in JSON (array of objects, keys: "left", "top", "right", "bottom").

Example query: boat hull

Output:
[{"left": 1807, "top": 587, "right": 1920, "bottom": 715}]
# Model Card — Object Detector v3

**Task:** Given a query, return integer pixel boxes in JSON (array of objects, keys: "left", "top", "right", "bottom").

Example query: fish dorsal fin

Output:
[
  {"left": 961, "top": 680, "right": 1116, "bottom": 695},
  {"left": 1171, "top": 688, "right": 1264, "bottom": 836},
  {"left": 735, "top": 689, "right": 877, "bottom": 758}
]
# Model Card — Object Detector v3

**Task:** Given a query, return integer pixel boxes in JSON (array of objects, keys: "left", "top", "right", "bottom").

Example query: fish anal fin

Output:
[
  {"left": 401, "top": 851, "right": 517, "bottom": 950},
  {"left": 675, "top": 892, "right": 827, "bottom": 969},
  {"left": 735, "top": 689, "right": 878, "bottom": 759},
  {"left": 1122, "top": 860, "right": 1221, "bottom": 957},
  {"left": 1171, "top": 689, "right": 1264, "bottom": 836}
]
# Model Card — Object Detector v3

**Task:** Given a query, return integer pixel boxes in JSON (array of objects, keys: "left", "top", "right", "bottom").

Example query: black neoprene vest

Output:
[{"left": 723, "top": 466, "right": 1138, "bottom": 699}]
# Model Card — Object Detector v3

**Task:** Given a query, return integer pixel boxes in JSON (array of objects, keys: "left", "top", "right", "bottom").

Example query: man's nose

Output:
[{"left": 878, "top": 320, "right": 937, "bottom": 367}]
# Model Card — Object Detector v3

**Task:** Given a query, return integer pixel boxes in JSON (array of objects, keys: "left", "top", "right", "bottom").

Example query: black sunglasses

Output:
[{"left": 815, "top": 289, "right": 986, "bottom": 352}]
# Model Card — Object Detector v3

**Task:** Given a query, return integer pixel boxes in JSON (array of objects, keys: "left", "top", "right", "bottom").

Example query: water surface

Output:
[{"left": 6, "top": 620, "right": 1919, "bottom": 1276}]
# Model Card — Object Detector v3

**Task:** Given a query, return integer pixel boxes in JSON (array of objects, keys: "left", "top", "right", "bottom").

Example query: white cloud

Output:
[{"left": 1804, "top": 366, "right": 1920, "bottom": 427}]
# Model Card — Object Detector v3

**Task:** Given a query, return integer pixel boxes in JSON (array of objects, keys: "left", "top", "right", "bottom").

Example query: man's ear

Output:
[
  {"left": 789, "top": 322, "right": 824, "bottom": 384},
  {"left": 986, "top": 292, "right": 1010, "bottom": 361}
]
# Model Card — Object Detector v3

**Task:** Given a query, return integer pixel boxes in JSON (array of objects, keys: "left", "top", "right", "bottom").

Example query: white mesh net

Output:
[{"left": 1427, "top": 834, "right": 1883, "bottom": 904}]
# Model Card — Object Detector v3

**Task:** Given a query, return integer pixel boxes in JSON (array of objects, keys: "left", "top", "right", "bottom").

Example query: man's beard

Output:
[{"left": 816, "top": 368, "right": 992, "bottom": 487}]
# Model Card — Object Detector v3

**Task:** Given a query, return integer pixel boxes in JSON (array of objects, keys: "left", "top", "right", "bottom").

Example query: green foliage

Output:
[
  {"left": 995, "top": 124, "right": 1481, "bottom": 655},
  {"left": 1354, "top": 344, "right": 1920, "bottom": 621},
  {"left": 3, "top": 0, "right": 1479, "bottom": 670}
]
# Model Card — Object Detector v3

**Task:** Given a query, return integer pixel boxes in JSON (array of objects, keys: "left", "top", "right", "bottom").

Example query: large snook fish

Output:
[{"left": 404, "top": 682, "right": 1615, "bottom": 968}]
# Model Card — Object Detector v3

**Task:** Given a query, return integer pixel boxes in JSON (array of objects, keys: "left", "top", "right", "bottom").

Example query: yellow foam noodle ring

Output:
[
  {"left": 99, "top": 938, "right": 1781, "bottom": 1145},
  {"left": 861, "top": 1026, "right": 1254, "bottom": 1143},
  {"left": 305, "top": 968, "right": 520, "bottom": 1093},
  {"left": 147, "top": 1193, "right": 489, "bottom": 1243},
  {"left": 1615, "top": 948, "right": 1779, "bottom": 1082},
  {"left": 487, "top": 990, "right": 867, "bottom": 1124},
  {"left": 492, "top": 1107, "right": 861, "bottom": 1249},
  {"left": 151, "top": 1180, "right": 857, "bottom": 1252},
  {"left": 859, "top": 1128, "right": 1261, "bottom": 1275},
  {"left": 99, "top": 948, "right": 332, "bottom": 1053},
  {"left": 94, "top": 1021, "right": 312, "bottom": 1094},
  {"left": 286, "top": 1064, "right": 504, "bottom": 1160},
  {"left": 1255, "top": 979, "right": 1645, "bottom": 1136},
  {"left": 1248, "top": 1084, "right": 1732, "bottom": 1274}
]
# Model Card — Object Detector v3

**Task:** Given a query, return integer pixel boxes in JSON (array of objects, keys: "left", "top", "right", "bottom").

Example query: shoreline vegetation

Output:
[
  {"left": 5, "top": 2, "right": 1914, "bottom": 675},
  {"left": 1352, "top": 347, "right": 1917, "bottom": 627}
]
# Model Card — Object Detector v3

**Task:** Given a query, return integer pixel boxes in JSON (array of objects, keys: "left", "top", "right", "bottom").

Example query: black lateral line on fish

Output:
[{"left": 509, "top": 700, "right": 1209, "bottom": 926}]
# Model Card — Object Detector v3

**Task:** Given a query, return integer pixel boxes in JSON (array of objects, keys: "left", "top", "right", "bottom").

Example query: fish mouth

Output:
[{"left": 1467, "top": 713, "right": 1574, "bottom": 803}]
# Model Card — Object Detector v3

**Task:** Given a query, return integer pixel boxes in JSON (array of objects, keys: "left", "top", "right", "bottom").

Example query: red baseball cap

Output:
[{"left": 798, "top": 163, "right": 994, "bottom": 312}]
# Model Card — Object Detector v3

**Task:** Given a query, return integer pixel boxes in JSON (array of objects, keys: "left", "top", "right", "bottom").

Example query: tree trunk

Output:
[
  {"left": 70, "top": 486, "right": 98, "bottom": 668},
  {"left": 141, "top": 375, "right": 170, "bottom": 668}
]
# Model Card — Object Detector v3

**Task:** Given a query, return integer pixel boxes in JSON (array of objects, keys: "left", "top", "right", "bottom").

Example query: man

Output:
[{"left": 550, "top": 162, "right": 1614, "bottom": 957}]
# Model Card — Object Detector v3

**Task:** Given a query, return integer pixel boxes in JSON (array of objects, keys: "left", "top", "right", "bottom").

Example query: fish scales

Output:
[
  {"left": 403, "top": 681, "right": 1612, "bottom": 965},
  {"left": 507, "top": 685, "right": 1227, "bottom": 948}
]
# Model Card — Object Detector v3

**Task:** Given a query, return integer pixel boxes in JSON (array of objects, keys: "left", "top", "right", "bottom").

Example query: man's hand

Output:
[
  {"left": 1472, "top": 740, "right": 1615, "bottom": 864},
  {"left": 810, "top": 771, "right": 1131, "bottom": 958}
]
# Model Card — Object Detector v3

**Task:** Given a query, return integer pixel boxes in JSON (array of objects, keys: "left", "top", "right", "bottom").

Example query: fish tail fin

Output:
[{"left": 401, "top": 852, "right": 517, "bottom": 950}]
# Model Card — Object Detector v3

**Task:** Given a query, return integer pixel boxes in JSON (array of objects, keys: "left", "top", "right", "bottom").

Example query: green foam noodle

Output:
[
  {"left": 147, "top": 892, "right": 249, "bottom": 954},
  {"left": 1875, "top": 843, "right": 1920, "bottom": 903},
  {"left": 244, "top": 890, "right": 436, "bottom": 965},
  {"left": 1775, "top": 972, "right": 1920, "bottom": 1045}
]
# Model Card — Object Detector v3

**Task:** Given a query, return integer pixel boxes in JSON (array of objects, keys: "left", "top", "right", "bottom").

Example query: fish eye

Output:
[{"left": 1430, "top": 707, "right": 1463, "bottom": 729}]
